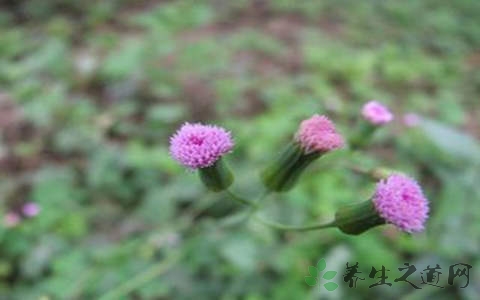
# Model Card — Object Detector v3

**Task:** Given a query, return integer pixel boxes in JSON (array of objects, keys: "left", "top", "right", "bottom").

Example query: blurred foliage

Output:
[{"left": 0, "top": 0, "right": 479, "bottom": 299}]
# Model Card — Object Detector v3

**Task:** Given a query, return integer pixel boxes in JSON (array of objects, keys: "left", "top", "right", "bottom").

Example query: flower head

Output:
[
  {"left": 4, "top": 212, "right": 20, "bottom": 227},
  {"left": 22, "top": 202, "right": 40, "bottom": 217},
  {"left": 169, "top": 123, "right": 234, "bottom": 169},
  {"left": 295, "top": 115, "right": 344, "bottom": 154},
  {"left": 373, "top": 174, "right": 429, "bottom": 233},
  {"left": 403, "top": 113, "right": 420, "bottom": 127},
  {"left": 361, "top": 101, "right": 393, "bottom": 125}
]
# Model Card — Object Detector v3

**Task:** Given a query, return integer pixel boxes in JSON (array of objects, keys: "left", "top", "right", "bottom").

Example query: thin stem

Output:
[
  {"left": 347, "top": 165, "right": 371, "bottom": 176},
  {"left": 225, "top": 190, "right": 259, "bottom": 208},
  {"left": 98, "top": 197, "right": 214, "bottom": 299},
  {"left": 99, "top": 251, "right": 182, "bottom": 300},
  {"left": 218, "top": 189, "right": 269, "bottom": 227},
  {"left": 253, "top": 214, "right": 337, "bottom": 232},
  {"left": 257, "top": 189, "right": 271, "bottom": 204},
  {"left": 244, "top": 189, "right": 270, "bottom": 218}
]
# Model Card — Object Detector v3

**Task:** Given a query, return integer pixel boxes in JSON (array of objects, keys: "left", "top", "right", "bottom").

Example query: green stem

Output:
[
  {"left": 98, "top": 251, "right": 182, "bottom": 300},
  {"left": 346, "top": 164, "right": 372, "bottom": 177},
  {"left": 349, "top": 121, "right": 377, "bottom": 150},
  {"left": 218, "top": 189, "right": 270, "bottom": 228},
  {"left": 241, "top": 190, "right": 270, "bottom": 220},
  {"left": 342, "top": 163, "right": 392, "bottom": 181},
  {"left": 98, "top": 196, "right": 216, "bottom": 299},
  {"left": 250, "top": 189, "right": 270, "bottom": 211},
  {"left": 225, "top": 190, "right": 259, "bottom": 208},
  {"left": 253, "top": 214, "right": 337, "bottom": 231},
  {"left": 258, "top": 190, "right": 271, "bottom": 203}
]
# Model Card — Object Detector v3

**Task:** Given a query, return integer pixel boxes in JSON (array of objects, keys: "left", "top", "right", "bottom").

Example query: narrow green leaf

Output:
[
  {"left": 324, "top": 282, "right": 338, "bottom": 291},
  {"left": 323, "top": 271, "right": 337, "bottom": 280},
  {"left": 317, "top": 259, "right": 326, "bottom": 272},
  {"left": 304, "top": 276, "right": 317, "bottom": 287},
  {"left": 308, "top": 266, "right": 318, "bottom": 277},
  {"left": 420, "top": 118, "right": 480, "bottom": 163}
]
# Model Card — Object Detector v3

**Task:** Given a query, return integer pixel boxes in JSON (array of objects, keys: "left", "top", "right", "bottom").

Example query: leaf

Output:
[
  {"left": 304, "top": 276, "right": 317, "bottom": 287},
  {"left": 147, "top": 104, "right": 186, "bottom": 124},
  {"left": 323, "top": 282, "right": 338, "bottom": 291},
  {"left": 420, "top": 118, "right": 480, "bottom": 163},
  {"left": 323, "top": 271, "right": 337, "bottom": 280},
  {"left": 101, "top": 41, "right": 145, "bottom": 80},
  {"left": 308, "top": 266, "right": 318, "bottom": 277},
  {"left": 317, "top": 258, "right": 326, "bottom": 272},
  {"left": 220, "top": 236, "right": 258, "bottom": 272}
]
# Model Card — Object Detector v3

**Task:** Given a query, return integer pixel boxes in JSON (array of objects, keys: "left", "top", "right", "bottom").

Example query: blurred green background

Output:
[{"left": 1, "top": 0, "right": 479, "bottom": 299}]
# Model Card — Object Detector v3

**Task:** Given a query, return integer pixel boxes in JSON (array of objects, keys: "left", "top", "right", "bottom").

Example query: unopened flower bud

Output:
[
  {"left": 4, "top": 212, "right": 20, "bottom": 227},
  {"left": 403, "top": 113, "right": 421, "bottom": 128},
  {"left": 261, "top": 115, "right": 344, "bottom": 192},
  {"left": 350, "top": 101, "right": 393, "bottom": 149},
  {"left": 361, "top": 101, "right": 394, "bottom": 125},
  {"left": 22, "top": 202, "right": 40, "bottom": 218}
]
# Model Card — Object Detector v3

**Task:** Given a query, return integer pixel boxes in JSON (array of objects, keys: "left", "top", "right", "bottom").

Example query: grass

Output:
[{"left": 0, "top": 0, "right": 479, "bottom": 299}]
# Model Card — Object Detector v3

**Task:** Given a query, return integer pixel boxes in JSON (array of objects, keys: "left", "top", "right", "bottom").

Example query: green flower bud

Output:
[
  {"left": 349, "top": 122, "right": 377, "bottom": 149},
  {"left": 334, "top": 200, "right": 385, "bottom": 235},
  {"left": 261, "top": 115, "right": 345, "bottom": 192},
  {"left": 350, "top": 101, "right": 393, "bottom": 149},
  {"left": 198, "top": 158, "right": 234, "bottom": 192},
  {"left": 261, "top": 142, "right": 320, "bottom": 192}
]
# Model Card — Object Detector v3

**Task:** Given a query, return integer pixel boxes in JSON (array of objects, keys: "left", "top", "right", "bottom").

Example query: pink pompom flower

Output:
[
  {"left": 403, "top": 113, "right": 421, "bottom": 127},
  {"left": 335, "top": 173, "right": 429, "bottom": 235},
  {"left": 373, "top": 174, "right": 429, "bottom": 233},
  {"left": 22, "top": 202, "right": 40, "bottom": 217},
  {"left": 4, "top": 212, "right": 21, "bottom": 227},
  {"left": 361, "top": 101, "right": 393, "bottom": 125},
  {"left": 169, "top": 123, "right": 234, "bottom": 169},
  {"left": 294, "top": 114, "right": 345, "bottom": 154}
]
